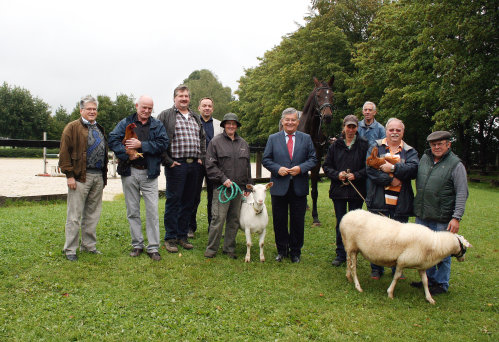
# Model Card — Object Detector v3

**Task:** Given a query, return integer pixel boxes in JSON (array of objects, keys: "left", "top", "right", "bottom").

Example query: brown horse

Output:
[{"left": 297, "top": 76, "right": 334, "bottom": 226}]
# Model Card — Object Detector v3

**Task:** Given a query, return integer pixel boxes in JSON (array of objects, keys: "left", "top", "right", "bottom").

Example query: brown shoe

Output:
[
  {"left": 129, "top": 248, "right": 143, "bottom": 257},
  {"left": 177, "top": 239, "right": 193, "bottom": 250},
  {"left": 147, "top": 251, "right": 161, "bottom": 261},
  {"left": 164, "top": 239, "right": 178, "bottom": 253}
]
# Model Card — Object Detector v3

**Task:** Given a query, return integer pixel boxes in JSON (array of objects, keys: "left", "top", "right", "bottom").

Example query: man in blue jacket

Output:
[
  {"left": 262, "top": 108, "right": 317, "bottom": 263},
  {"left": 108, "top": 95, "right": 169, "bottom": 261}
]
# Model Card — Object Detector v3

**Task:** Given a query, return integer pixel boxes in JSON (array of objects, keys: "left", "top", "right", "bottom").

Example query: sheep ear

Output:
[
  {"left": 246, "top": 184, "right": 254, "bottom": 190},
  {"left": 266, "top": 182, "right": 274, "bottom": 189}
]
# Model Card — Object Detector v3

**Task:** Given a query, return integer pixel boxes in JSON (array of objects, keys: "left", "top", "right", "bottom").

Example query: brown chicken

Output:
[
  {"left": 366, "top": 146, "right": 398, "bottom": 168},
  {"left": 122, "top": 123, "right": 143, "bottom": 158}
]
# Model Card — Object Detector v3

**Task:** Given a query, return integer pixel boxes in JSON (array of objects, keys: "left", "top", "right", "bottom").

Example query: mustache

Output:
[{"left": 390, "top": 133, "right": 400, "bottom": 138}]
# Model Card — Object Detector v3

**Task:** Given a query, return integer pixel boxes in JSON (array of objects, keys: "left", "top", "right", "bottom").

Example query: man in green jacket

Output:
[{"left": 413, "top": 131, "right": 468, "bottom": 295}]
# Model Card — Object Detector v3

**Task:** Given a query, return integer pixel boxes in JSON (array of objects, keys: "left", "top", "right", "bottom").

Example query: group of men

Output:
[
  {"left": 59, "top": 93, "right": 468, "bottom": 295},
  {"left": 327, "top": 101, "right": 468, "bottom": 296}
]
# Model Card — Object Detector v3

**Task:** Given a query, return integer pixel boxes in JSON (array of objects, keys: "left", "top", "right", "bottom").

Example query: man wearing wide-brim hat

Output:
[
  {"left": 413, "top": 130, "right": 469, "bottom": 295},
  {"left": 204, "top": 113, "right": 253, "bottom": 259}
]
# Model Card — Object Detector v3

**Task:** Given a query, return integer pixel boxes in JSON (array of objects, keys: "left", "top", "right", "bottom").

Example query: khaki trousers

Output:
[{"left": 63, "top": 172, "right": 104, "bottom": 255}]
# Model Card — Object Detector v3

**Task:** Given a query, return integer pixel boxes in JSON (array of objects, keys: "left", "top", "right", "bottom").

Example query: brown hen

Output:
[{"left": 122, "top": 123, "right": 143, "bottom": 158}]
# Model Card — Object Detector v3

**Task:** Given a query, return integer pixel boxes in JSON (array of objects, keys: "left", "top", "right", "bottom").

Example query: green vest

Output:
[{"left": 414, "top": 150, "right": 460, "bottom": 222}]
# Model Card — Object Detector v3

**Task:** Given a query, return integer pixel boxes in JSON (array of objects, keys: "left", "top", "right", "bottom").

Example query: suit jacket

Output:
[{"left": 262, "top": 130, "right": 317, "bottom": 197}]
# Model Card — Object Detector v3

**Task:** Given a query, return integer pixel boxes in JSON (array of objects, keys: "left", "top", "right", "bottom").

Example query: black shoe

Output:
[
  {"left": 275, "top": 254, "right": 286, "bottom": 262},
  {"left": 429, "top": 285, "right": 447, "bottom": 295},
  {"left": 291, "top": 255, "right": 301, "bottom": 263},
  {"left": 66, "top": 254, "right": 77, "bottom": 261},
  {"left": 410, "top": 281, "right": 423, "bottom": 289},
  {"left": 331, "top": 258, "right": 345, "bottom": 267},
  {"left": 223, "top": 251, "right": 237, "bottom": 259},
  {"left": 129, "top": 248, "right": 143, "bottom": 257},
  {"left": 147, "top": 251, "right": 161, "bottom": 261}
]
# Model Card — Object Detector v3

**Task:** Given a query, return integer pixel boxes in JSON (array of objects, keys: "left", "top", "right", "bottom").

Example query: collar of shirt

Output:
[
  {"left": 381, "top": 138, "right": 404, "bottom": 151},
  {"left": 81, "top": 116, "right": 96, "bottom": 126}
]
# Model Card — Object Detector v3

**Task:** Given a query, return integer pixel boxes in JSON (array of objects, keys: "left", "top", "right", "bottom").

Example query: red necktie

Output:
[{"left": 287, "top": 134, "right": 293, "bottom": 159}]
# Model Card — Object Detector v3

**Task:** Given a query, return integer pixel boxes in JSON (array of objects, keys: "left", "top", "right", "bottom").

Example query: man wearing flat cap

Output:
[
  {"left": 204, "top": 113, "right": 252, "bottom": 259},
  {"left": 412, "top": 130, "right": 469, "bottom": 295}
]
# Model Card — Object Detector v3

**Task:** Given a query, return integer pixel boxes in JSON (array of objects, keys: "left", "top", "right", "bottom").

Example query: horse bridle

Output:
[{"left": 313, "top": 86, "right": 334, "bottom": 117}]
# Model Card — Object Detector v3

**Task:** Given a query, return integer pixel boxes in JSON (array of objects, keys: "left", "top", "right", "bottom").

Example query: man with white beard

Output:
[{"left": 364, "top": 118, "right": 419, "bottom": 280}]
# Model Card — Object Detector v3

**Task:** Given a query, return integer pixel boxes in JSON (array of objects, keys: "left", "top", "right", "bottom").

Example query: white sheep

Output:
[
  {"left": 239, "top": 183, "right": 273, "bottom": 262},
  {"left": 339, "top": 209, "right": 471, "bottom": 304}
]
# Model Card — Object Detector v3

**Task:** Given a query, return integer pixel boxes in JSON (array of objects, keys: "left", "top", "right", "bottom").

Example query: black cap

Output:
[
  {"left": 427, "top": 131, "right": 451, "bottom": 142},
  {"left": 220, "top": 113, "right": 242, "bottom": 127}
]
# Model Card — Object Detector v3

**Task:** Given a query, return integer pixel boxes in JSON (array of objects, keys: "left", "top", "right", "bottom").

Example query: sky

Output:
[{"left": 0, "top": 0, "right": 311, "bottom": 116}]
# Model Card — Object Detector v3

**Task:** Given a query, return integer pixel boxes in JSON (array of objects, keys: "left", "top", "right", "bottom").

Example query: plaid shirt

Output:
[{"left": 171, "top": 110, "right": 201, "bottom": 158}]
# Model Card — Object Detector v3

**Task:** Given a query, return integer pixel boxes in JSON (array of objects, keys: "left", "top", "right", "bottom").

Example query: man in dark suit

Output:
[{"left": 262, "top": 108, "right": 317, "bottom": 263}]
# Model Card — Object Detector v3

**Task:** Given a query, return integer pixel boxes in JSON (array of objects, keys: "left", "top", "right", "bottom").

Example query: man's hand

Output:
[
  {"left": 223, "top": 179, "right": 233, "bottom": 188},
  {"left": 390, "top": 177, "right": 401, "bottom": 187},
  {"left": 346, "top": 172, "right": 355, "bottom": 181},
  {"left": 125, "top": 138, "right": 141, "bottom": 149},
  {"left": 278, "top": 167, "right": 289, "bottom": 176},
  {"left": 170, "top": 161, "right": 181, "bottom": 168},
  {"left": 338, "top": 171, "right": 347, "bottom": 181},
  {"left": 197, "top": 159, "right": 203, "bottom": 165},
  {"left": 288, "top": 166, "right": 301, "bottom": 176},
  {"left": 67, "top": 177, "right": 76, "bottom": 190},
  {"left": 379, "top": 162, "right": 393, "bottom": 173},
  {"left": 447, "top": 218, "right": 460, "bottom": 234}
]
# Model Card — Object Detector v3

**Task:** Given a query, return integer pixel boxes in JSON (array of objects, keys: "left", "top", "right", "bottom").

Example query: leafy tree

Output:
[
  {"left": 47, "top": 105, "right": 71, "bottom": 139},
  {"left": 183, "top": 69, "right": 233, "bottom": 121},
  {"left": 68, "top": 94, "right": 135, "bottom": 136},
  {"left": 0, "top": 82, "right": 51, "bottom": 139}
]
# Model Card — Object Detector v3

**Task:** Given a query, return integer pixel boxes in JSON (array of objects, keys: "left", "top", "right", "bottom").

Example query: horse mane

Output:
[{"left": 298, "top": 91, "right": 316, "bottom": 134}]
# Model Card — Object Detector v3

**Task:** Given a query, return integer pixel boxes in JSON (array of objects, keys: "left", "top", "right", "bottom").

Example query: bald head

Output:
[{"left": 136, "top": 95, "right": 154, "bottom": 123}]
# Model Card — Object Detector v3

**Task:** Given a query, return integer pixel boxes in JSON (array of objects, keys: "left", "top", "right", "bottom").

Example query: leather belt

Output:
[
  {"left": 175, "top": 157, "right": 196, "bottom": 164},
  {"left": 131, "top": 164, "right": 147, "bottom": 170}
]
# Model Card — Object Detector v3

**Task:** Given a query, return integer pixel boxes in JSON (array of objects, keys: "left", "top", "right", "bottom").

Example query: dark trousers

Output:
[
  {"left": 370, "top": 208, "right": 408, "bottom": 274},
  {"left": 189, "top": 166, "right": 213, "bottom": 232},
  {"left": 271, "top": 184, "right": 307, "bottom": 258},
  {"left": 333, "top": 199, "right": 364, "bottom": 261},
  {"left": 164, "top": 161, "right": 201, "bottom": 241}
]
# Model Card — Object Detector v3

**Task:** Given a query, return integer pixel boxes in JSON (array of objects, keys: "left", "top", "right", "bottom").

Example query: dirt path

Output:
[{"left": 0, "top": 158, "right": 269, "bottom": 201}]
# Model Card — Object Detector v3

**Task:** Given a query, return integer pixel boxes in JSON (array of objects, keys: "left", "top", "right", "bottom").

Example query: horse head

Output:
[{"left": 313, "top": 76, "right": 334, "bottom": 124}]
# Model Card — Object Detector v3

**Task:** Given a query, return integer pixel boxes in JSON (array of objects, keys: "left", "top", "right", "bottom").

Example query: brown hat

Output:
[
  {"left": 427, "top": 131, "right": 451, "bottom": 142},
  {"left": 343, "top": 115, "right": 358, "bottom": 127}
]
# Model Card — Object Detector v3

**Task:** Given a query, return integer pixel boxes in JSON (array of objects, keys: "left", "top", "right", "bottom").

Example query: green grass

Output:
[{"left": 0, "top": 182, "right": 497, "bottom": 341}]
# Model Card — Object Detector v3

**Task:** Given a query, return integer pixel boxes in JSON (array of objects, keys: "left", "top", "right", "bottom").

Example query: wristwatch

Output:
[
  {"left": 452, "top": 217, "right": 461, "bottom": 222},
  {"left": 390, "top": 164, "right": 395, "bottom": 172}
]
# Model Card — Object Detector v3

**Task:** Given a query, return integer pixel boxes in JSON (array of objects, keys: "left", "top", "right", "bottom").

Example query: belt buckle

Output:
[{"left": 186, "top": 158, "right": 194, "bottom": 164}]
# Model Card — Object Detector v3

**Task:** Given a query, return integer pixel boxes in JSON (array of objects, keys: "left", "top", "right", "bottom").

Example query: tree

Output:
[
  {"left": 0, "top": 82, "right": 51, "bottom": 139},
  {"left": 47, "top": 105, "right": 71, "bottom": 139},
  {"left": 183, "top": 69, "right": 233, "bottom": 121},
  {"left": 68, "top": 94, "right": 136, "bottom": 136}
]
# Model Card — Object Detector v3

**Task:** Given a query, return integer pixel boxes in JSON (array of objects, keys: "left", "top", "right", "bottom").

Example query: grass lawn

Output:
[{"left": 0, "top": 181, "right": 497, "bottom": 341}]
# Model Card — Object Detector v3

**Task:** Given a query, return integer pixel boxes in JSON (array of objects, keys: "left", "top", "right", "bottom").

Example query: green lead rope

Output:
[{"left": 217, "top": 182, "right": 243, "bottom": 203}]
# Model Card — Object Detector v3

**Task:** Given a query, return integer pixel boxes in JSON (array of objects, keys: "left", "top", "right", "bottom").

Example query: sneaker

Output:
[
  {"left": 331, "top": 258, "right": 345, "bottom": 267},
  {"left": 164, "top": 239, "right": 179, "bottom": 253},
  {"left": 370, "top": 270, "right": 382, "bottom": 280},
  {"left": 147, "top": 251, "right": 161, "bottom": 261},
  {"left": 66, "top": 254, "right": 77, "bottom": 261},
  {"left": 177, "top": 239, "right": 193, "bottom": 250},
  {"left": 399, "top": 273, "right": 406, "bottom": 280},
  {"left": 223, "top": 251, "right": 237, "bottom": 259},
  {"left": 187, "top": 230, "right": 195, "bottom": 239},
  {"left": 129, "top": 248, "right": 143, "bottom": 257},
  {"left": 429, "top": 285, "right": 447, "bottom": 295}
]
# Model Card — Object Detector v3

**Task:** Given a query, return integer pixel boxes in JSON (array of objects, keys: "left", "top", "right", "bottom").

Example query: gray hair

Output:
[
  {"left": 385, "top": 117, "right": 405, "bottom": 130},
  {"left": 173, "top": 84, "right": 190, "bottom": 98},
  {"left": 281, "top": 107, "right": 300, "bottom": 120},
  {"left": 79, "top": 95, "right": 97, "bottom": 109},
  {"left": 363, "top": 101, "right": 377, "bottom": 112}
]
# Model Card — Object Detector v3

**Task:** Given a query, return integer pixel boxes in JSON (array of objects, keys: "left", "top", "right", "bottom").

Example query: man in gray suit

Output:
[{"left": 262, "top": 108, "right": 317, "bottom": 263}]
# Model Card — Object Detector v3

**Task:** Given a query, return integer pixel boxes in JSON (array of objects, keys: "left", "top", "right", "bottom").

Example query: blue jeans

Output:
[
  {"left": 370, "top": 208, "right": 408, "bottom": 275},
  {"left": 332, "top": 199, "right": 364, "bottom": 261},
  {"left": 164, "top": 161, "right": 201, "bottom": 241},
  {"left": 416, "top": 217, "right": 451, "bottom": 291}
]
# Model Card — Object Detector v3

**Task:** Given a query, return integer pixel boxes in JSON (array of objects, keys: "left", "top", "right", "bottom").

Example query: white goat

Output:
[
  {"left": 339, "top": 209, "right": 471, "bottom": 304},
  {"left": 239, "top": 183, "right": 273, "bottom": 262}
]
